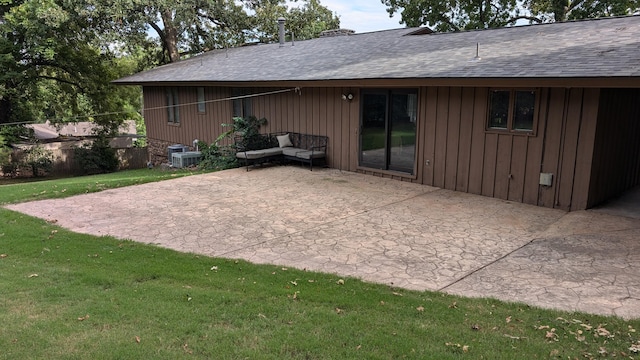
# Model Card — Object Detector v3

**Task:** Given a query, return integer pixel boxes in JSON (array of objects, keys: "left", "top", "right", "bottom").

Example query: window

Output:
[
  {"left": 197, "top": 87, "right": 206, "bottom": 113},
  {"left": 488, "top": 89, "right": 536, "bottom": 132},
  {"left": 232, "top": 88, "right": 252, "bottom": 118},
  {"left": 166, "top": 87, "right": 180, "bottom": 124}
]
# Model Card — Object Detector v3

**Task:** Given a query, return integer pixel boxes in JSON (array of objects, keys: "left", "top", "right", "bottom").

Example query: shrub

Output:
[
  {"left": 20, "top": 145, "right": 54, "bottom": 177},
  {"left": 73, "top": 135, "right": 119, "bottom": 175},
  {"left": 198, "top": 116, "right": 268, "bottom": 171}
]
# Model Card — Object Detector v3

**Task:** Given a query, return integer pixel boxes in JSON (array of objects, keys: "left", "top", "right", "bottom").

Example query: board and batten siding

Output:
[
  {"left": 419, "top": 87, "right": 599, "bottom": 211},
  {"left": 143, "top": 86, "right": 234, "bottom": 146},
  {"left": 141, "top": 84, "right": 611, "bottom": 210}
]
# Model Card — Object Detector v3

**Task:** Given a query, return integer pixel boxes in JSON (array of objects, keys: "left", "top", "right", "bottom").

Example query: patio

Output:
[{"left": 7, "top": 166, "right": 640, "bottom": 319}]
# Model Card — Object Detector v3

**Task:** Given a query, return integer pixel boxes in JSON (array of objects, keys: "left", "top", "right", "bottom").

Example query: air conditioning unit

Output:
[
  {"left": 172, "top": 151, "right": 202, "bottom": 168},
  {"left": 167, "top": 144, "right": 188, "bottom": 164}
]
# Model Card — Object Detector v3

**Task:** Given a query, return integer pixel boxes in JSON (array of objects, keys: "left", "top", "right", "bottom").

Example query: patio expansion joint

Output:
[{"left": 437, "top": 236, "right": 540, "bottom": 292}]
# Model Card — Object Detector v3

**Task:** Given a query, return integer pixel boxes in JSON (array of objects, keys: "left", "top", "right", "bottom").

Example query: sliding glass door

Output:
[{"left": 360, "top": 89, "right": 417, "bottom": 174}]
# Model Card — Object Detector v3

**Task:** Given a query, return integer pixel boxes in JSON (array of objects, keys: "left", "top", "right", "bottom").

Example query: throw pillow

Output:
[{"left": 277, "top": 133, "right": 293, "bottom": 148}]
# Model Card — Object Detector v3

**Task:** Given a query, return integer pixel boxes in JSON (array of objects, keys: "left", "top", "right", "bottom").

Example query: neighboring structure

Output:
[
  {"left": 114, "top": 16, "right": 640, "bottom": 211},
  {"left": 27, "top": 120, "right": 139, "bottom": 149}
]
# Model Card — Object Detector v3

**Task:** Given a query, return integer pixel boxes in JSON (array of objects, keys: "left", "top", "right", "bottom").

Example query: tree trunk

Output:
[{"left": 160, "top": 9, "right": 181, "bottom": 63}]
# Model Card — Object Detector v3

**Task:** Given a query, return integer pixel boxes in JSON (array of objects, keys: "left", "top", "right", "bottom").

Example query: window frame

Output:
[
  {"left": 197, "top": 87, "right": 206, "bottom": 114},
  {"left": 486, "top": 88, "right": 538, "bottom": 135},
  {"left": 232, "top": 88, "right": 252, "bottom": 119},
  {"left": 166, "top": 87, "right": 180, "bottom": 125}
]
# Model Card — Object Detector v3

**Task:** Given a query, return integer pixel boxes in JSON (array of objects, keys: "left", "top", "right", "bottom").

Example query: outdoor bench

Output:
[{"left": 235, "top": 132, "right": 328, "bottom": 171}]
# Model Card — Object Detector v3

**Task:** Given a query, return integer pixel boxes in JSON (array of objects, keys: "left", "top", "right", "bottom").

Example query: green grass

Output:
[
  {"left": 0, "top": 168, "right": 201, "bottom": 205},
  {"left": 1, "top": 170, "right": 639, "bottom": 358}
]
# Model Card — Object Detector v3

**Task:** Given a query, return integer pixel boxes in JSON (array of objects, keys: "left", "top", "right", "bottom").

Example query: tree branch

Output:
[
  {"left": 504, "top": 15, "right": 544, "bottom": 25},
  {"left": 36, "top": 75, "right": 85, "bottom": 91},
  {"left": 439, "top": 14, "right": 461, "bottom": 31}
]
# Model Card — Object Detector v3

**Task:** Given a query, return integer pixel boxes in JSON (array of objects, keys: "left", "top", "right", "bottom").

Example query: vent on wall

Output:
[{"left": 172, "top": 152, "right": 202, "bottom": 168}]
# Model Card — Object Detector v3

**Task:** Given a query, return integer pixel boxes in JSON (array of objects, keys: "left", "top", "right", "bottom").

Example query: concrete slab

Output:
[{"left": 6, "top": 167, "right": 640, "bottom": 319}]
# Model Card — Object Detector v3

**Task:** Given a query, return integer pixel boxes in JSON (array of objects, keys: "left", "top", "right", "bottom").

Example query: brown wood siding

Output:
[
  {"left": 588, "top": 88, "right": 640, "bottom": 207},
  {"left": 418, "top": 86, "right": 594, "bottom": 209},
  {"left": 141, "top": 83, "right": 620, "bottom": 210},
  {"left": 143, "top": 86, "right": 233, "bottom": 146}
]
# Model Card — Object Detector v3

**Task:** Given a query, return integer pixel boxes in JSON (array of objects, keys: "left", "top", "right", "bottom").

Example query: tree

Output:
[
  {"left": 107, "top": 0, "right": 251, "bottom": 64},
  {"left": 0, "top": 0, "right": 142, "bottom": 132},
  {"left": 251, "top": 0, "right": 340, "bottom": 43},
  {"left": 381, "top": 0, "right": 639, "bottom": 31}
]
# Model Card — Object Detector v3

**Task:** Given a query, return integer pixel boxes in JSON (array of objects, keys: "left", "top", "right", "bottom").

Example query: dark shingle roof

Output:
[{"left": 114, "top": 16, "right": 640, "bottom": 84}]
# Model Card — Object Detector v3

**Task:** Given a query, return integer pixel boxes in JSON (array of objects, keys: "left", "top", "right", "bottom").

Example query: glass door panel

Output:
[
  {"left": 389, "top": 93, "right": 417, "bottom": 173},
  {"left": 360, "top": 93, "right": 387, "bottom": 169}
]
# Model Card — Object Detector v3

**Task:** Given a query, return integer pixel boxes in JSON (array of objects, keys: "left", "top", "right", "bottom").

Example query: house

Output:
[
  {"left": 27, "top": 120, "right": 139, "bottom": 149},
  {"left": 114, "top": 16, "right": 640, "bottom": 211}
]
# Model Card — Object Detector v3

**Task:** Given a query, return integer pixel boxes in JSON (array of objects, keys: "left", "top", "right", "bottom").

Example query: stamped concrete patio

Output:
[{"left": 7, "top": 166, "right": 640, "bottom": 319}]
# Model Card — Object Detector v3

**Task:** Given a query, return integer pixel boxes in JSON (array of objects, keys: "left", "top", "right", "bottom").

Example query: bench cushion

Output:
[
  {"left": 236, "top": 147, "right": 283, "bottom": 160},
  {"left": 281, "top": 147, "right": 304, "bottom": 157},
  {"left": 295, "top": 150, "right": 326, "bottom": 160},
  {"left": 236, "top": 150, "right": 265, "bottom": 160}
]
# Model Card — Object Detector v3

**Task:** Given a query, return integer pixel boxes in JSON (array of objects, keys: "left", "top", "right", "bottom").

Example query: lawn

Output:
[
  {"left": 1, "top": 170, "right": 639, "bottom": 359},
  {"left": 0, "top": 168, "right": 200, "bottom": 205}
]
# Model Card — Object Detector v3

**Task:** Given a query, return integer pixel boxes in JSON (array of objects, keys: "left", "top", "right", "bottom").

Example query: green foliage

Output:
[
  {"left": 19, "top": 145, "right": 54, "bottom": 177},
  {"left": 73, "top": 136, "right": 119, "bottom": 175},
  {"left": 0, "top": 168, "right": 200, "bottom": 204},
  {"left": 197, "top": 141, "right": 238, "bottom": 171},
  {"left": 198, "top": 116, "right": 268, "bottom": 171},
  {"left": 251, "top": 0, "right": 340, "bottom": 43},
  {"left": 0, "top": 124, "right": 35, "bottom": 144},
  {"left": 382, "top": 0, "right": 639, "bottom": 31},
  {"left": 0, "top": 0, "right": 142, "bottom": 131},
  {"left": 0, "top": 134, "right": 15, "bottom": 176}
]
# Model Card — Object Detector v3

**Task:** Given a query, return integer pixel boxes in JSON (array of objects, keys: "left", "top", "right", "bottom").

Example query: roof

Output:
[
  {"left": 29, "top": 121, "right": 137, "bottom": 140},
  {"left": 114, "top": 16, "right": 640, "bottom": 85}
]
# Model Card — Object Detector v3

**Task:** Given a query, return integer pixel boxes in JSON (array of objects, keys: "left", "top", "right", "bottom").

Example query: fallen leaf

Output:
[
  {"left": 448, "top": 301, "right": 457, "bottom": 309},
  {"left": 462, "top": 345, "right": 469, "bottom": 353},
  {"left": 596, "top": 325, "right": 612, "bottom": 338},
  {"left": 281, "top": 267, "right": 288, "bottom": 271},
  {"left": 538, "top": 325, "right": 550, "bottom": 330},
  {"left": 471, "top": 324, "right": 480, "bottom": 330},
  {"left": 292, "top": 291, "right": 299, "bottom": 300},
  {"left": 28, "top": 274, "right": 38, "bottom": 278},
  {"left": 0, "top": 254, "right": 7, "bottom": 258},
  {"left": 78, "top": 314, "right": 90, "bottom": 321},
  {"left": 135, "top": 336, "right": 141, "bottom": 343},
  {"left": 210, "top": 266, "right": 218, "bottom": 271},
  {"left": 290, "top": 281, "right": 298, "bottom": 286},
  {"left": 392, "top": 292, "right": 403, "bottom": 297},
  {"left": 380, "top": 301, "right": 385, "bottom": 305},
  {"left": 356, "top": 345, "right": 361, "bottom": 350},
  {"left": 308, "top": 279, "right": 315, "bottom": 283},
  {"left": 416, "top": 306, "right": 424, "bottom": 312},
  {"left": 505, "top": 316, "right": 512, "bottom": 323},
  {"left": 335, "top": 308, "right": 343, "bottom": 314},
  {"left": 336, "top": 279, "right": 345, "bottom": 285},
  {"left": 46, "top": 219, "right": 58, "bottom": 224}
]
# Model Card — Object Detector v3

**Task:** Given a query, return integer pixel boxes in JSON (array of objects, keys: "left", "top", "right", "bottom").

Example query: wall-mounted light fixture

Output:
[{"left": 342, "top": 93, "right": 354, "bottom": 101}]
